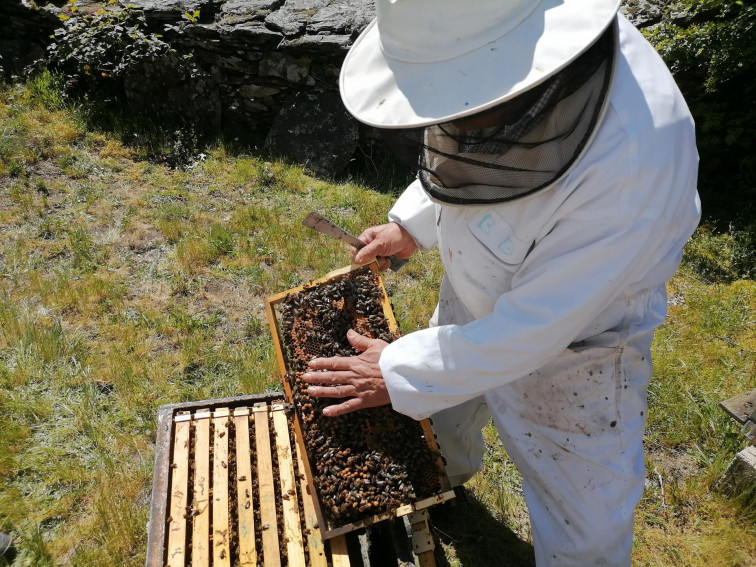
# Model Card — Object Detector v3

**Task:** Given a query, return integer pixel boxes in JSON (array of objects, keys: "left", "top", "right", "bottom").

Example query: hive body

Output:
[
  {"left": 145, "top": 395, "right": 346, "bottom": 567},
  {"left": 145, "top": 266, "right": 452, "bottom": 566}
]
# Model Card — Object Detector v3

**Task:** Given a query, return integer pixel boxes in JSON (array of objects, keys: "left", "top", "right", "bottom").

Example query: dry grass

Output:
[{"left": 0, "top": 74, "right": 754, "bottom": 566}]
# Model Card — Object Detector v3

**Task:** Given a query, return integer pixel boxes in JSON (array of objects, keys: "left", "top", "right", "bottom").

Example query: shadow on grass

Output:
[{"left": 429, "top": 493, "right": 536, "bottom": 567}]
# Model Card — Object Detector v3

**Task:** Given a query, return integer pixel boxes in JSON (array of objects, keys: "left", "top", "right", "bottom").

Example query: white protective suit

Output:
[{"left": 378, "top": 16, "right": 701, "bottom": 566}]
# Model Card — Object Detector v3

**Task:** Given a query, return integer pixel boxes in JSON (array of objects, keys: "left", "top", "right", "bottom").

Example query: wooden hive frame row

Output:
[{"left": 146, "top": 395, "right": 352, "bottom": 567}]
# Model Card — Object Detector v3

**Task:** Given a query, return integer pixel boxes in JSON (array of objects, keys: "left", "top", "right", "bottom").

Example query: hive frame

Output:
[{"left": 264, "top": 263, "right": 454, "bottom": 541}]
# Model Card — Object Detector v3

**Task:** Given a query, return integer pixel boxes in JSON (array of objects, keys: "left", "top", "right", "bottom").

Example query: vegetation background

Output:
[{"left": 0, "top": 0, "right": 754, "bottom": 565}]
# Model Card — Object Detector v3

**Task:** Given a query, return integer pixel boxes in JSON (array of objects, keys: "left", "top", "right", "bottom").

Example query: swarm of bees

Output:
[{"left": 279, "top": 267, "right": 443, "bottom": 524}]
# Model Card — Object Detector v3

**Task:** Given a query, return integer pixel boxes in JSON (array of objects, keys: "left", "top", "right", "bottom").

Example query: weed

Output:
[
  {"left": 168, "top": 272, "right": 196, "bottom": 296},
  {"left": 683, "top": 223, "right": 756, "bottom": 282},
  {"left": 155, "top": 217, "right": 190, "bottom": 245},
  {"left": 25, "top": 71, "right": 69, "bottom": 111},
  {"left": 168, "top": 306, "right": 221, "bottom": 333},
  {"left": 38, "top": 216, "right": 64, "bottom": 240},
  {"left": 209, "top": 223, "right": 235, "bottom": 256},
  {"left": 6, "top": 181, "right": 34, "bottom": 212},
  {"left": 243, "top": 316, "right": 267, "bottom": 340},
  {"left": 48, "top": 1, "right": 171, "bottom": 86},
  {"left": 73, "top": 181, "right": 103, "bottom": 205},
  {"left": 175, "top": 235, "right": 219, "bottom": 272},
  {"left": 33, "top": 179, "right": 50, "bottom": 195},
  {"left": 68, "top": 226, "right": 98, "bottom": 271}
]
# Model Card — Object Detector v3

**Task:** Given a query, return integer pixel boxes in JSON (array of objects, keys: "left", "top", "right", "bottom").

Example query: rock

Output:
[
  {"left": 259, "top": 52, "right": 311, "bottom": 83},
  {"left": 127, "top": 0, "right": 213, "bottom": 23},
  {"left": 266, "top": 89, "right": 360, "bottom": 177},
  {"left": 715, "top": 445, "right": 756, "bottom": 496},
  {"left": 308, "top": 0, "right": 374, "bottom": 37},
  {"left": 264, "top": 0, "right": 330, "bottom": 36},
  {"left": 239, "top": 83, "right": 281, "bottom": 98},
  {"left": 220, "top": 0, "right": 282, "bottom": 25},
  {"left": 215, "top": 20, "right": 284, "bottom": 47},
  {"left": 621, "top": 0, "right": 673, "bottom": 29}
]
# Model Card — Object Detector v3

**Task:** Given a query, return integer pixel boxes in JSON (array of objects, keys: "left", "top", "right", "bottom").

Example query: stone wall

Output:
[
  {"left": 1, "top": 0, "right": 675, "bottom": 175},
  {"left": 1, "top": 0, "right": 375, "bottom": 174},
  {"left": 131, "top": 0, "right": 374, "bottom": 145}
]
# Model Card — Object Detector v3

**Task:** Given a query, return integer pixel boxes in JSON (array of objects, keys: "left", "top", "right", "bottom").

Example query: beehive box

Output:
[
  {"left": 145, "top": 394, "right": 353, "bottom": 567},
  {"left": 145, "top": 394, "right": 441, "bottom": 567},
  {"left": 264, "top": 263, "right": 454, "bottom": 541}
]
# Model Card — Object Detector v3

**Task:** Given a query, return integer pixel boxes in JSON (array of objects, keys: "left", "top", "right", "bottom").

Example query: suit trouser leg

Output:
[
  {"left": 429, "top": 397, "right": 491, "bottom": 487},
  {"left": 485, "top": 339, "right": 649, "bottom": 566}
]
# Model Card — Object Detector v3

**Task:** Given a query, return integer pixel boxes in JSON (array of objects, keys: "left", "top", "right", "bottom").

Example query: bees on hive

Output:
[{"left": 279, "top": 267, "right": 442, "bottom": 524}]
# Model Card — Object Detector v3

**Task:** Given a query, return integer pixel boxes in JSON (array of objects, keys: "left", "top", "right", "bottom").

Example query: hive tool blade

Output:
[{"left": 302, "top": 212, "right": 408, "bottom": 272}]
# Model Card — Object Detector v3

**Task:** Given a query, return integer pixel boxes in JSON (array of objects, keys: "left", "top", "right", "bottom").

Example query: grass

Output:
[{"left": 0, "top": 73, "right": 755, "bottom": 566}]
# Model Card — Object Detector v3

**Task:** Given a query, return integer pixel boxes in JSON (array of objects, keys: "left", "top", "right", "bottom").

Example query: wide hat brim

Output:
[{"left": 340, "top": 0, "right": 621, "bottom": 129}]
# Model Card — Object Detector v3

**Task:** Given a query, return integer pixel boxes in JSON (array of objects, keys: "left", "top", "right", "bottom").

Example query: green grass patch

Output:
[{"left": 0, "top": 76, "right": 754, "bottom": 566}]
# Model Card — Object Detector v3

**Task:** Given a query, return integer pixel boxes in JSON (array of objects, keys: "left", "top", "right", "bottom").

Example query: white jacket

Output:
[{"left": 379, "top": 15, "right": 701, "bottom": 421}]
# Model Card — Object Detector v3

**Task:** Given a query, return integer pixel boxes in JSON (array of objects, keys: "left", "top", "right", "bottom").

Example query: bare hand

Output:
[
  {"left": 302, "top": 329, "right": 390, "bottom": 417},
  {"left": 352, "top": 222, "right": 417, "bottom": 271}
]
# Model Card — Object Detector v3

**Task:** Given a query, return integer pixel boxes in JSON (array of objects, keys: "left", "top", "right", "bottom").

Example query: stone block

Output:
[
  {"left": 308, "top": 0, "right": 374, "bottom": 35},
  {"left": 716, "top": 445, "right": 756, "bottom": 496},
  {"left": 264, "top": 0, "right": 330, "bottom": 36},
  {"left": 259, "top": 52, "right": 310, "bottom": 83},
  {"left": 220, "top": 20, "right": 283, "bottom": 47},
  {"left": 238, "top": 84, "right": 281, "bottom": 98},
  {"left": 221, "top": 0, "right": 283, "bottom": 18}
]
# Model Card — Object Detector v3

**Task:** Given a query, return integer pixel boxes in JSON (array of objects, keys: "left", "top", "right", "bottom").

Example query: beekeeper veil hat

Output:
[{"left": 340, "top": 0, "right": 621, "bottom": 205}]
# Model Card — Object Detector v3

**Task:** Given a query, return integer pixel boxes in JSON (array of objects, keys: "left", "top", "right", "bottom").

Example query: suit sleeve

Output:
[{"left": 387, "top": 178, "right": 438, "bottom": 250}]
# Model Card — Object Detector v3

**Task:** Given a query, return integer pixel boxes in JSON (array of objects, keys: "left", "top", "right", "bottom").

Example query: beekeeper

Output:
[{"left": 302, "top": 0, "right": 701, "bottom": 564}]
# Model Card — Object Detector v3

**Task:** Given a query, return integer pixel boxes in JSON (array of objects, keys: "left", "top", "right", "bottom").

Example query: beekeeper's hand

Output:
[
  {"left": 353, "top": 222, "right": 417, "bottom": 271},
  {"left": 302, "top": 329, "right": 390, "bottom": 417}
]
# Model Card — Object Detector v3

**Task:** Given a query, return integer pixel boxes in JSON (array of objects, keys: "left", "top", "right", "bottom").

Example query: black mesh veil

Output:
[{"left": 380, "top": 21, "right": 617, "bottom": 205}]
